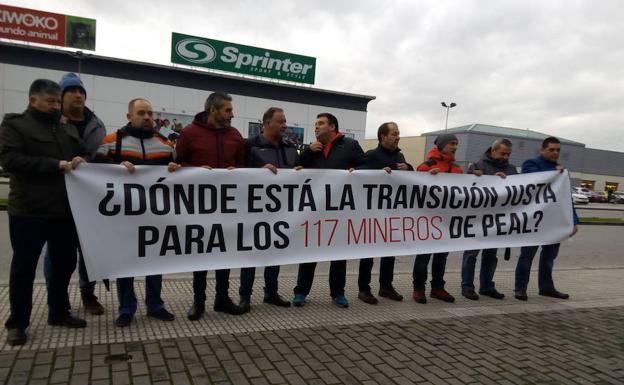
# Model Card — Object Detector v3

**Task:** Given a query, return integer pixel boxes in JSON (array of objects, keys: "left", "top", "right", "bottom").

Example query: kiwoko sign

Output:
[
  {"left": 0, "top": 3, "right": 96, "bottom": 50},
  {"left": 171, "top": 32, "right": 316, "bottom": 84}
]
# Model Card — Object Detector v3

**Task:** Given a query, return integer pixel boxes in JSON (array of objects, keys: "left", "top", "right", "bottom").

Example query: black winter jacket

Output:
[
  {"left": 299, "top": 135, "right": 366, "bottom": 169},
  {"left": 246, "top": 135, "right": 299, "bottom": 168},
  {"left": 0, "top": 106, "right": 86, "bottom": 218},
  {"left": 360, "top": 144, "right": 413, "bottom": 170}
]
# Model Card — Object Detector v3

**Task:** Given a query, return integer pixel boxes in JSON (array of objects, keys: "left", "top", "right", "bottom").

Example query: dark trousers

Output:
[
  {"left": 358, "top": 257, "right": 395, "bottom": 292},
  {"left": 239, "top": 265, "right": 280, "bottom": 298},
  {"left": 44, "top": 245, "right": 95, "bottom": 296},
  {"left": 293, "top": 260, "right": 346, "bottom": 298},
  {"left": 192, "top": 269, "right": 231, "bottom": 304},
  {"left": 412, "top": 253, "right": 449, "bottom": 291},
  {"left": 461, "top": 248, "right": 498, "bottom": 291},
  {"left": 5, "top": 215, "right": 78, "bottom": 330},
  {"left": 515, "top": 243, "right": 560, "bottom": 291}
]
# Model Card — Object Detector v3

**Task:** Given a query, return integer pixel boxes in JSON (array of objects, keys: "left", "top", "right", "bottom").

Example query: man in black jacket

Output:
[
  {"left": 461, "top": 138, "right": 517, "bottom": 300},
  {"left": 293, "top": 113, "right": 366, "bottom": 308},
  {"left": 357, "top": 122, "right": 412, "bottom": 304},
  {"left": 0, "top": 79, "right": 88, "bottom": 346},
  {"left": 239, "top": 107, "right": 297, "bottom": 312}
]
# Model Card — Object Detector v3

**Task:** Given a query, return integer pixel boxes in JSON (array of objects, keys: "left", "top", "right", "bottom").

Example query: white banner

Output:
[{"left": 65, "top": 164, "right": 574, "bottom": 280}]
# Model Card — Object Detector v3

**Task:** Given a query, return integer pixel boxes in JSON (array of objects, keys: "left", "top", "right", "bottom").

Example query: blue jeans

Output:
[
  {"left": 239, "top": 266, "right": 280, "bottom": 298},
  {"left": 514, "top": 243, "right": 560, "bottom": 291},
  {"left": 44, "top": 246, "right": 95, "bottom": 296},
  {"left": 461, "top": 248, "right": 498, "bottom": 291},
  {"left": 412, "top": 253, "right": 448, "bottom": 291},
  {"left": 116, "top": 275, "right": 164, "bottom": 315}
]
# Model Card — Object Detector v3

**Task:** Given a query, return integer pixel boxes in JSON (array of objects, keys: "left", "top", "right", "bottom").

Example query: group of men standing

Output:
[{"left": 0, "top": 75, "right": 578, "bottom": 346}]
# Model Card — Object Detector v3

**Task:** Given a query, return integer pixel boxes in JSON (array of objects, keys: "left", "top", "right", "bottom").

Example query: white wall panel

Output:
[{"left": 1, "top": 63, "right": 368, "bottom": 145}]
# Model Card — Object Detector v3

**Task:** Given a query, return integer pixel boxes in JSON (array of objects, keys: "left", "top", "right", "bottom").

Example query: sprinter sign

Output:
[{"left": 171, "top": 32, "right": 316, "bottom": 84}]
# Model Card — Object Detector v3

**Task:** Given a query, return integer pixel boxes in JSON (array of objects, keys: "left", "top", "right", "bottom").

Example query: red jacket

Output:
[
  {"left": 417, "top": 147, "right": 463, "bottom": 174},
  {"left": 176, "top": 111, "right": 245, "bottom": 168}
]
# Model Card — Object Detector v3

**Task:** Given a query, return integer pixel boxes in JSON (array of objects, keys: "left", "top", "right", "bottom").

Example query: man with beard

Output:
[
  {"left": 461, "top": 138, "right": 517, "bottom": 300},
  {"left": 1, "top": 79, "right": 88, "bottom": 346},
  {"left": 292, "top": 112, "right": 366, "bottom": 308},
  {"left": 357, "top": 122, "right": 411, "bottom": 304},
  {"left": 42, "top": 73, "right": 107, "bottom": 316},
  {"left": 413, "top": 133, "right": 462, "bottom": 304},
  {"left": 514, "top": 136, "right": 579, "bottom": 301},
  {"left": 96, "top": 98, "right": 176, "bottom": 327},
  {"left": 238, "top": 107, "right": 298, "bottom": 313},
  {"left": 176, "top": 92, "right": 246, "bottom": 320}
]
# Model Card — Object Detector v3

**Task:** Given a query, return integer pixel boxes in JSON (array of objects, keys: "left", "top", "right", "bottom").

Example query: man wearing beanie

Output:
[
  {"left": 42, "top": 72, "right": 107, "bottom": 316},
  {"left": 412, "top": 133, "right": 462, "bottom": 304}
]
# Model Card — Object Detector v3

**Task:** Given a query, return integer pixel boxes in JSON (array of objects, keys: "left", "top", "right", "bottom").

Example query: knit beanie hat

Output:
[
  {"left": 59, "top": 73, "right": 86, "bottom": 98},
  {"left": 435, "top": 133, "right": 458, "bottom": 150}
]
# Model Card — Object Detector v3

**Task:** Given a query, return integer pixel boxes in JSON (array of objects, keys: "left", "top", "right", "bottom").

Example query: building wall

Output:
[
  {"left": 0, "top": 63, "right": 367, "bottom": 144},
  {"left": 424, "top": 132, "right": 587, "bottom": 172},
  {"left": 569, "top": 172, "right": 624, "bottom": 192}
]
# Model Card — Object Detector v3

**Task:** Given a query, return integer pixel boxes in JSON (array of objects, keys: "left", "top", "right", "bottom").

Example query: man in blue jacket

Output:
[{"left": 514, "top": 136, "right": 579, "bottom": 301}]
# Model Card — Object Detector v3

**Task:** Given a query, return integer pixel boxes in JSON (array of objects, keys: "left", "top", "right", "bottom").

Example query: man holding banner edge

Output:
[{"left": 514, "top": 136, "right": 579, "bottom": 301}]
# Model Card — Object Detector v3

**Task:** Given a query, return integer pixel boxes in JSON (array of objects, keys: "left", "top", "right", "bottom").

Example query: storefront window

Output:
[
  {"left": 581, "top": 180, "right": 595, "bottom": 190},
  {"left": 605, "top": 182, "right": 619, "bottom": 192}
]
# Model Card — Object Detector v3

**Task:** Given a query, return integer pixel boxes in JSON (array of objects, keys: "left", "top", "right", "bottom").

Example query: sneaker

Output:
[
  {"left": 514, "top": 289, "right": 528, "bottom": 301},
  {"left": 378, "top": 287, "right": 404, "bottom": 301},
  {"left": 538, "top": 289, "right": 569, "bottom": 299},
  {"left": 115, "top": 313, "right": 133, "bottom": 327},
  {"left": 187, "top": 302, "right": 205, "bottom": 321},
  {"left": 7, "top": 329, "right": 27, "bottom": 346},
  {"left": 263, "top": 293, "right": 291, "bottom": 307},
  {"left": 239, "top": 296, "right": 251, "bottom": 313},
  {"left": 358, "top": 291, "right": 378, "bottom": 305},
  {"left": 431, "top": 289, "right": 455, "bottom": 303},
  {"left": 413, "top": 290, "right": 427, "bottom": 304},
  {"left": 333, "top": 294, "right": 349, "bottom": 308},
  {"left": 293, "top": 294, "right": 306, "bottom": 307},
  {"left": 81, "top": 293, "right": 105, "bottom": 315},
  {"left": 147, "top": 308, "right": 175, "bottom": 321},
  {"left": 48, "top": 313, "right": 87, "bottom": 328},
  {"left": 214, "top": 297, "right": 245, "bottom": 315},
  {"left": 462, "top": 289, "right": 479, "bottom": 300},
  {"left": 479, "top": 289, "right": 505, "bottom": 299}
]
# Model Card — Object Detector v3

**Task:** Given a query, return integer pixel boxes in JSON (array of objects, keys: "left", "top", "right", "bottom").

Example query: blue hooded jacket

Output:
[{"left": 521, "top": 155, "right": 580, "bottom": 225}]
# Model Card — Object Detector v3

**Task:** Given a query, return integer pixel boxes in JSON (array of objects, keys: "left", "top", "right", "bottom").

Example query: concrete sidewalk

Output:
[{"left": 0, "top": 266, "right": 623, "bottom": 384}]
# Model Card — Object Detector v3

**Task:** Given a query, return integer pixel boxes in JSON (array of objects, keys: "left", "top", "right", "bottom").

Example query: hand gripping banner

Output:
[{"left": 65, "top": 164, "right": 573, "bottom": 279}]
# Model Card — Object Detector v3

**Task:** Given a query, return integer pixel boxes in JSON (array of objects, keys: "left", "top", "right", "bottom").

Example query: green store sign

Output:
[{"left": 171, "top": 32, "right": 316, "bottom": 84}]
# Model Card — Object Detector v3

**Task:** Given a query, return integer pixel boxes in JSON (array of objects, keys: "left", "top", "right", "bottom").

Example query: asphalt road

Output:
[{"left": 0, "top": 210, "right": 622, "bottom": 284}]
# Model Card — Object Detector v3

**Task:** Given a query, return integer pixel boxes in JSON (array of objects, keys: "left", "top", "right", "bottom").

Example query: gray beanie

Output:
[{"left": 435, "top": 133, "right": 458, "bottom": 150}]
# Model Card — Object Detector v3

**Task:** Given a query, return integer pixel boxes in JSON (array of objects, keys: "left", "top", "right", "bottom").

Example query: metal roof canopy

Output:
[
  {"left": 423, "top": 123, "right": 585, "bottom": 146},
  {"left": 0, "top": 41, "right": 375, "bottom": 112}
]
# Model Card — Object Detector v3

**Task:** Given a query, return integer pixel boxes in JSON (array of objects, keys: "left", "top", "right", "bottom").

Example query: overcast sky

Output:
[{"left": 7, "top": 0, "right": 624, "bottom": 151}]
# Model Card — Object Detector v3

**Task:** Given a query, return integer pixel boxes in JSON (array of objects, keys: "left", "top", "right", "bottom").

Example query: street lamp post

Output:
[{"left": 441, "top": 102, "right": 457, "bottom": 131}]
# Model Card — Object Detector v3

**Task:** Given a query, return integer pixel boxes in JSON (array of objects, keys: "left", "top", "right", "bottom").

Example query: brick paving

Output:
[{"left": 0, "top": 266, "right": 623, "bottom": 384}]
